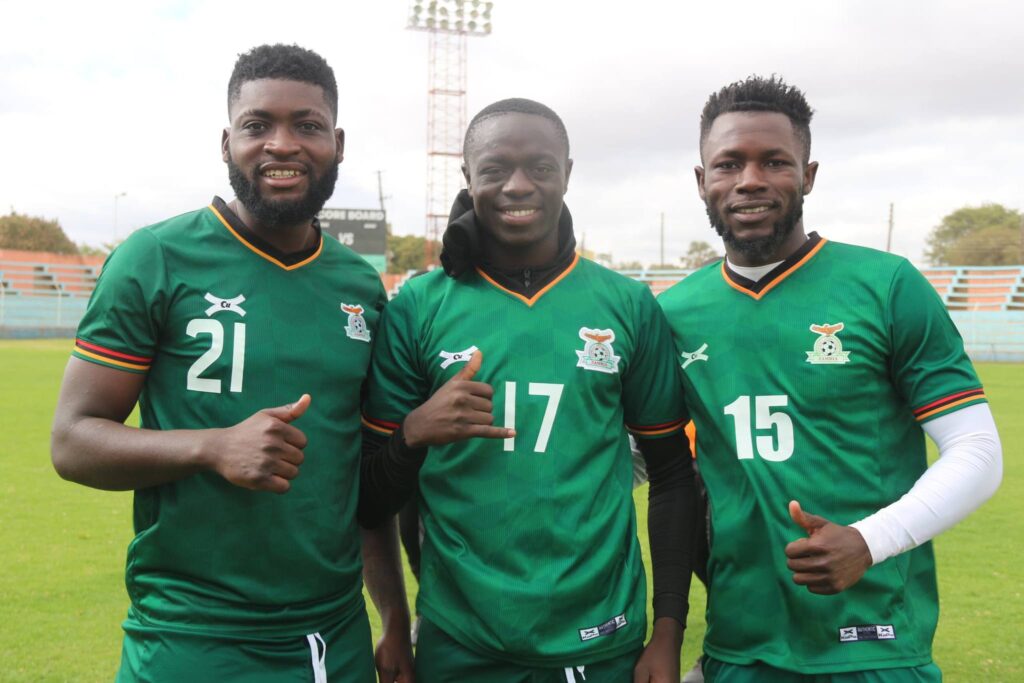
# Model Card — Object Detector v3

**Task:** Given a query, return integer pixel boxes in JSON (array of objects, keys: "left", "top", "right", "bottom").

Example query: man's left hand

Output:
[
  {"left": 374, "top": 626, "right": 415, "bottom": 683},
  {"left": 785, "top": 500, "right": 873, "bottom": 595},
  {"left": 633, "top": 617, "right": 683, "bottom": 683}
]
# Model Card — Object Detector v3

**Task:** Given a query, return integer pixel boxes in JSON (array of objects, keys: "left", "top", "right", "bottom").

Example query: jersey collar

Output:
[
  {"left": 476, "top": 252, "right": 580, "bottom": 307},
  {"left": 208, "top": 196, "right": 323, "bottom": 271},
  {"left": 721, "top": 232, "right": 826, "bottom": 300}
]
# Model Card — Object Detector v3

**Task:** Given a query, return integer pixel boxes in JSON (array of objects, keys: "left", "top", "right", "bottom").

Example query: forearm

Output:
[
  {"left": 639, "top": 433, "right": 699, "bottom": 627},
  {"left": 851, "top": 404, "right": 1002, "bottom": 564},
  {"left": 51, "top": 417, "right": 214, "bottom": 490},
  {"left": 361, "top": 520, "right": 412, "bottom": 633},
  {"left": 358, "top": 426, "right": 427, "bottom": 528}
]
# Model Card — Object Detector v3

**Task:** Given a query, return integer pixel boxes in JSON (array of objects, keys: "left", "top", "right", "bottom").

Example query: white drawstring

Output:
[{"left": 306, "top": 632, "right": 327, "bottom": 683}]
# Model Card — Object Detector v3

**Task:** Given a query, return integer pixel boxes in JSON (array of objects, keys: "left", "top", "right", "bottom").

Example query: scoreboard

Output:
[{"left": 317, "top": 207, "right": 387, "bottom": 272}]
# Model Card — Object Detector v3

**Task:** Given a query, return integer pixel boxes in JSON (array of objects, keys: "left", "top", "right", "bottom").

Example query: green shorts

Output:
[
  {"left": 115, "top": 606, "right": 375, "bottom": 683},
  {"left": 703, "top": 656, "right": 942, "bottom": 683},
  {"left": 415, "top": 618, "right": 642, "bottom": 683}
]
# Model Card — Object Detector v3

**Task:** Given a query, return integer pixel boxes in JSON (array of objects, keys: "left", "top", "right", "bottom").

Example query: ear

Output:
[
  {"left": 221, "top": 128, "right": 230, "bottom": 163},
  {"left": 803, "top": 160, "right": 818, "bottom": 195},
  {"left": 335, "top": 128, "right": 345, "bottom": 164},
  {"left": 563, "top": 158, "right": 574, "bottom": 194},
  {"left": 694, "top": 165, "right": 707, "bottom": 201},
  {"left": 461, "top": 163, "right": 471, "bottom": 190}
]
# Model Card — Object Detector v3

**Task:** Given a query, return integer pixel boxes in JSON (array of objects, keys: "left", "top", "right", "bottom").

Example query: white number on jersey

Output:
[
  {"left": 503, "top": 382, "right": 565, "bottom": 453},
  {"left": 186, "top": 319, "right": 246, "bottom": 394},
  {"left": 723, "top": 395, "right": 794, "bottom": 462}
]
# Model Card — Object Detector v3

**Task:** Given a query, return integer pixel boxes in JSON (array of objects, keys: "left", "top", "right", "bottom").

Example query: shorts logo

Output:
[
  {"left": 838, "top": 624, "right": 896, "bottom": 642},
  {"left": 579, "top": 614, "right": 627, "bottom": 642},
  {"left": 806, "top": 322, "right": 850, "bottom": 364},
  {"left": 576, "top": 328, "right": 620, "bottom": 374},
  {"left": 204, "top": 293, "right": 246, "bottom": 317},
  {"left": 439, "top": 345, "right": 479, "bottom": 369},
  {"left": 680, "top": 342, "right": 709, "bottom": 369},
  {"left": 341, "top": 303, "right": 371, "bottom": 342}
]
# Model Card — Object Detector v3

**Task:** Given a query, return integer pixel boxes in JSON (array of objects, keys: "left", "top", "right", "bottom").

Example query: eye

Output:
[
  {"left": 298, "top": 121, "right": 323, "bottom": 133},
  {"left": 242, "top": 121, "right": 268, "bottom": 133},
  {"left": 715, "top": 160, "right": 739, "bottom": 170},
  {"left": 533, "top": 164, "right": 554, "bottom": 175},
  {"left": 766, "top": 159, "right": 789, "bottom": 168}
]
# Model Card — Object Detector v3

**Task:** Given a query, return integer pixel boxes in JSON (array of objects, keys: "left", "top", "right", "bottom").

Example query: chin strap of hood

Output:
[{"left": 439, "top": 188, "right": 577, "bottom": 278}]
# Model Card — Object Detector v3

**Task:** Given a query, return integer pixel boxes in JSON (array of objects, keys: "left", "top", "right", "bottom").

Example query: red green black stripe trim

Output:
[{"left": 913, "top": 389, "right": 986, "bottom": 422}]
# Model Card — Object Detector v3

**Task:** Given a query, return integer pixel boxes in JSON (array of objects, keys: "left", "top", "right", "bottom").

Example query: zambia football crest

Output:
[
  {"left": 806, "top": 322, "right": 850, "bottom": 364},
  {"left": 341, "top": 303, "right": 371, "bottom": 342},
  {"left": 576, "top": 327, "right": 621, "bottom": 374}
]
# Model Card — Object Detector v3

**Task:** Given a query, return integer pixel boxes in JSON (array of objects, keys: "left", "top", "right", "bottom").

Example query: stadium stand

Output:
[{"left": 921, "top": 266, "right": 1024, "bottom": 312}]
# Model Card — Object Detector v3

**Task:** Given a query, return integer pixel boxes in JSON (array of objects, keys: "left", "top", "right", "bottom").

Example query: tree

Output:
[
  {"left": 387, "top": 234, "right": 439, "bottom": 274},
  {"left": 0, "top": 211, "right": 78, "bottom": 254},
  {"left": 925, "top": 203, "right": 1022, "bottom": 266},
  {"left": 682, "top": 240, "right": 722, "bottom": 269}
]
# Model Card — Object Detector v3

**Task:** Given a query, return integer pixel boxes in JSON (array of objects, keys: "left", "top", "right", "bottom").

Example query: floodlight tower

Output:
[{"left": 407, "top": 0, "right": 493, "bottom": 264}]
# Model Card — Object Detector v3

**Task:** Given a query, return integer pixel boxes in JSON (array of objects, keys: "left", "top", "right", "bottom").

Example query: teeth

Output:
[
  {"left": 504, "top": 209, "right": 537, "bottom": 217},
  {"left": 735, "top": 206, "right": 770, "bottom": 214},
  {"left": 263, "top": 169, "right": 301, "bottom": 178}
]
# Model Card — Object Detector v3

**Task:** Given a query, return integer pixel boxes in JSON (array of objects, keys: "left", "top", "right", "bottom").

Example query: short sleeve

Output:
[
  {"left": 622, "top": 286, "right": 689, "bottom": 439},
  {"left": 362, "top": 285, "right": 429, "bottom": 435},
  {"left": 72, "top": 230, "right": 168, "bottom": 374},
  {"left": 887, "top": 261, "right": 986, "bottom": 424}
]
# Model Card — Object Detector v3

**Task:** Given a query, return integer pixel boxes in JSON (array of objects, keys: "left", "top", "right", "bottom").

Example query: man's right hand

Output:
[
  {"left": 207, "top": 394, "right": 311, "bottom": 493},
  {"left": 402, "top": 352, "right": 514, "bottom": 449}
]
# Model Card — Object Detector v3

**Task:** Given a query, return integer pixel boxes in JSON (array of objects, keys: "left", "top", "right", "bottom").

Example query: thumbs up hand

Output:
[
  {"left": 784, "top": 500, "right": 873, "bottom": 595},
  {"left": 205, "top": 394, "right": 312, "bottom": 494},
  {"left": 402, "top": 351, "right": 515, "bottom": 449}
]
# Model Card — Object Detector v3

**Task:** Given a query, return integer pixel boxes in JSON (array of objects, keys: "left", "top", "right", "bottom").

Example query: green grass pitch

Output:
[{"left": 1, "top": 339, "right": 1020, "bottom": 681}]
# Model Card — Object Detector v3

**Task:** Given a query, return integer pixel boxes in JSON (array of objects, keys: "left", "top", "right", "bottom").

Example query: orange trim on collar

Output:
[
  {"left": 722, "top": 238, "right": 828, "bottom": 300},
  {"left": 475, "top": 253, "right": 580, "bottom": 307},
  {"left": 208, "top": 204, "right": 323, "bottom": 271}
]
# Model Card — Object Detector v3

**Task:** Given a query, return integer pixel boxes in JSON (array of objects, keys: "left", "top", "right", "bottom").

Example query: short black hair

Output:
[
  {"left": 227, "top": 44, "right": 338, "bottom": 122},
  {"left": 463, "top": 98, "right": 570, "bottom": 159},
  {"left": 699, "top": 75, "right": 814, "bottom": 162}
]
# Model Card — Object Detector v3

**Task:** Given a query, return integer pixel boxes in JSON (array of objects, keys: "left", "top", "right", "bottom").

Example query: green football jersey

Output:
[
  {"left": 72, "top": 198, "right": 387, "bottom": 637},
  {"left": 363, "top": 256, "right": 688, "bottom": 666},
  {"left": 658, "top": 234, "right": 987, "bottom": 674}
]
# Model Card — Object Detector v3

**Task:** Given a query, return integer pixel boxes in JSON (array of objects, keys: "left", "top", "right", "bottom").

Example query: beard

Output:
[
  {"left": 227, "top": 152, "right": 339, "bottom": 229},
  {"left": 705, "top": 197, "right": 803, "bottom": 264}
]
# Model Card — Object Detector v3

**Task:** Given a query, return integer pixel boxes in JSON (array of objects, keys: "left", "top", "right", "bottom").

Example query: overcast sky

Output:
[{"left": 2, "top": 0, "right": 1021, "bottom": 266}]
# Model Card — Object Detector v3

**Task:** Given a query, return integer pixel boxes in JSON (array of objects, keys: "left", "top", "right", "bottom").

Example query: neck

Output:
[
  {"left": 481, "top": 230, "right": 560, "bottom": 270},
  {"left": 230, "top": 200, "right": 317, "bottom": 254},
  {"left": 725, "top": 222, "right": 808, "bottom": 267}
]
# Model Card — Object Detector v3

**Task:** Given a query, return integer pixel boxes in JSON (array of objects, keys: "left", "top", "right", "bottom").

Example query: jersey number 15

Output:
[{"left": 723, "top": 395, "right": 794, "bottom": 462}]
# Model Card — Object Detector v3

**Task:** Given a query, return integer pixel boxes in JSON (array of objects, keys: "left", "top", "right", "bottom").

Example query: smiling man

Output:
[
  {"left": 658, "top": 76, "right": 1002, "bottom": 681},
  {"left": 50, "top": 44, "right": 412, "bottom": 682},
  {"left": 359, "top": 98, "right": 700, "bottom": 682}
]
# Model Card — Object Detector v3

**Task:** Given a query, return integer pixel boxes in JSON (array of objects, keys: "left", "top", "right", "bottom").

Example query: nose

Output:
[
  {"left": 735, "top": 162, "right": 768, "bottom": 194},
  {"left": 264, "top": 126, "right": 301, "bottom": 156},
  {"left": 502, "top": 167, "right": 535, "bottom": 196}
]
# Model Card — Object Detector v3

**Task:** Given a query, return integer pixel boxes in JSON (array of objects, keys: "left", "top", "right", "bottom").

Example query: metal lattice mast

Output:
[{"left": 408, "top": 0, "right": 493, "bottom": 265}]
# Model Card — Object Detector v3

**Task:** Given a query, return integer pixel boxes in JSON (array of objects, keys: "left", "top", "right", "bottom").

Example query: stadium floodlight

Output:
[{"left": 408, "top": 0, "right": 492, "bottom": 35}]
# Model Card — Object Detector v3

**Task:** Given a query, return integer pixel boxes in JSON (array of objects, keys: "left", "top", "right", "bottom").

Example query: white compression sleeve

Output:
[{"left": 850, "top": 403, "right": 1002, "bottom": 565}]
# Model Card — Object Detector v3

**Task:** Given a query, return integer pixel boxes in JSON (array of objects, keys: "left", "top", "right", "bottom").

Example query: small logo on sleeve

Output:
[
  {"left": 578, "top": 614, "right": 627, "bottom": 642},
  {"left": 806, "top": 322, "right": 851, "bottom": 364},
  {"left": 341, "top": 303, "right": 371, "bottom": 342},
  {"left": 838, "top": 624, "right": 895, "bottom": 643},
  {"left": 204, "top": 293, "right": 246, "bottom": 317},
  {"left": 576, "top": 328, "right": 620, "bottom": 374},
  {"left": 438, "top": 345, "right": 479, "bottom": 369}
]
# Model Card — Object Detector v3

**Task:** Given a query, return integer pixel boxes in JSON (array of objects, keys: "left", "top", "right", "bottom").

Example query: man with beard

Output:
[
  {"left": 51, "top": 44, "right": 413, "bottom": 682},
  {"left": 359, "top": 98, "right": 700, "bottom": 682},
  {"left": 658, "top": 75, "right": 1002, "bottom": 681}
]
